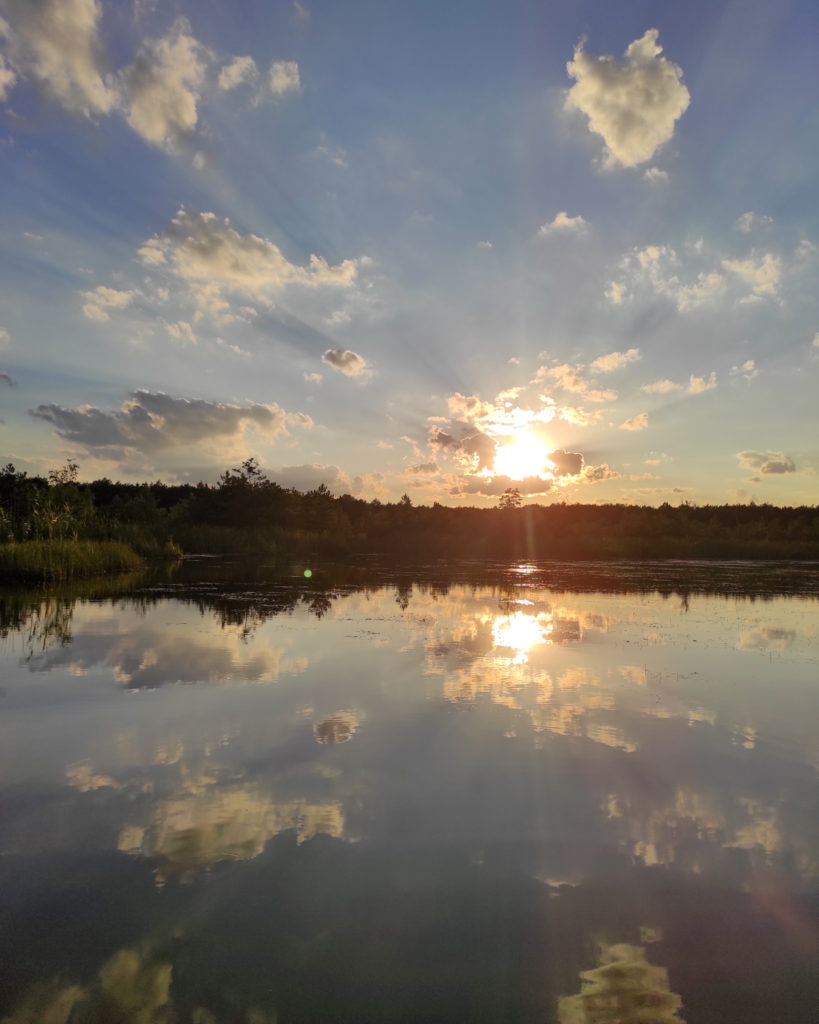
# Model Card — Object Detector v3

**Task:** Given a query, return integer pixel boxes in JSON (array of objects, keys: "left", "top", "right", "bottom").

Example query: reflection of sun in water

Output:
[
  {"left": 492, "top": 610, "right": 554, "bottom": 664},
  {"left": 492, "top": 431, "right": 553, "bottom": 481}
]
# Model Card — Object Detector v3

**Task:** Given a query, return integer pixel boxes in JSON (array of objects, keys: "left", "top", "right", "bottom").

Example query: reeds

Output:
[{"left": 0, "top": 540, "right": 144, "bottom": 582}]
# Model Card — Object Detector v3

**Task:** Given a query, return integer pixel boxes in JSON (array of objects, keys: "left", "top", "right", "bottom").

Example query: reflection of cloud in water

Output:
[
  {"left": 558, "top": 942, "right": 685, "bottom": 1023},
  {"left": 314, "top": 711, "right": 359, "bottom": 744},
  {"left": 737, "top": 626, "right": 797, "bottom": 651},
  {"left": 26, "top": 616, "right": 307, "bottom": 687},
  {"left": 119, "top": 781, "right": 344, "bottom": 881}
]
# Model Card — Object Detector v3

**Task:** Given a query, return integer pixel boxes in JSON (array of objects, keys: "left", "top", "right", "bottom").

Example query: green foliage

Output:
[{"left": 0, "top": 540, "right": 144, "bottom": 582}]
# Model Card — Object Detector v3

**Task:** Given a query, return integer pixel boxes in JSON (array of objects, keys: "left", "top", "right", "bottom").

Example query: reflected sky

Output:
[{"left": 0, "top": 564, "right": 817, "bottom": 1022}]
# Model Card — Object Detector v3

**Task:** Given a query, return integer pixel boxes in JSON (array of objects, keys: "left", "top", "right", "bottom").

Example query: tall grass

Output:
[{"left": 0, "top": 540, "right": 144, "bottom": 582}]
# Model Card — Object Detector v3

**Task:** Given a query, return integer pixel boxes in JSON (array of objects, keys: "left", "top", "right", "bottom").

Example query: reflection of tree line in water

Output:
[
  {"left": 2, "top": 459, "right": 818, "bottom": 577},
  {"left": 1, "top": 558, "right": 816, "bottom": 653}
]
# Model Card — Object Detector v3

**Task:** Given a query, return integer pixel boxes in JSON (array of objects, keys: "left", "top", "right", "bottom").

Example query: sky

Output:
[{"left": 0, "top": 0, "right": 817, "bottom": 506}]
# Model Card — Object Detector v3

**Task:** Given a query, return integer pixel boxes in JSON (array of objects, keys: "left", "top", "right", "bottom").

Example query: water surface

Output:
[{"left": 1, "top": 560, "right": 817, "bottom": 1023}]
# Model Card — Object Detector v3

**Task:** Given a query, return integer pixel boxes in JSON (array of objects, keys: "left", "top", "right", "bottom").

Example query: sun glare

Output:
[
  {"left": 492, "top": 610, "right": 554, "bottom": 664},
  {"left": 492, "top": 431, "right": 552, "bottom": 481}
]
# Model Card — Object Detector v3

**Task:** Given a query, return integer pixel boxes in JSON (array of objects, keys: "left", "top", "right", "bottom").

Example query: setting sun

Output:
[{"left": 492, "top": 432, "right": 553, "bottom": 481}]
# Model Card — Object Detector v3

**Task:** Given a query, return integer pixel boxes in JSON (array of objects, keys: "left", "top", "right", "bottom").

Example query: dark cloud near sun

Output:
[{"left": 322, "top": 348, "right": 369, "bottom": 377}]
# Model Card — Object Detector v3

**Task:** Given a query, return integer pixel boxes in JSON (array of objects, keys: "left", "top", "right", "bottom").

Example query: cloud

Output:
[
  {"left": 686, "top": 372, "right": 717, "bottom": 394},
  {"left": 620, "top": 413, "right": 648, "bottom": 431},
  {"left": 0, "top": 325, "right": 9, "bottom": 348},
  {"left": 81, "top": 285, "right": 136, "bottom": 322},
  {"left": 121, "top": 18, "right": 209, "bottom": 149},
  {"left": 1, "top": 371, "right": 14, "bottom": 387},
  {"left": 582, "top": 463, "right": 620, "bottom": 482},
  {"left": 268, "top": 463, "right": 350, "bottom": 493},
  {"left": 476, "top": 240, "right": 493, "bottom": 249},
  {"left": 590, "top": 348, "right": 640, "bottom": 373},
  {"left": 139, "top": 208, "right": 357, "bottom": 313},
  {"left": 322, "top": 348, "right": 368, "bottom": 377},
  {"left": 722, "top": 252, "right": 781, "bottom": 298},
  {"left": 0, "top": 52, "right": 16, "bottom": 101},
  {"left": 736, "top": 450, "right": 796, "bottom": 475},
  {"left": 538, "top": 211, "right": 588, "bottom": 235},
  {"left": 269, "top": 59, "right": 300, "bottom": 96},
  {"left": 640, "top": 373, "right": 716, "bottom": 395},
  {"left": 539, "top": 364, "right": 616, "bottom": 403},
  {"left": 407, "top": 462, "right": 438, "bottom": 474},
  {"left": 217, "top": 55, "right": 258, "bottom": 91},
  {"left": 165, "top": 320, "right": 196, "bottom": 343},
  {"left": 641, "top": 378, "right": 680, "bottom": 394},
  {"left": 29, "top": 390, "right": 303, "bottom": 456},
  {"left": 813, "top": 333, "right": 819, "bottom": 349},
  {"left": 730, "top": 359, "right": 758, "bottom": 381},
  {"left": 548, "top": 449, "right": 583, "bottom": 477},
  {"left": 643, "top": 167, "right": 669, "bottom": 185},
  {"left": 608, "top": 245, "right": 727, "bottom": 311},
  {"left": 735, "top": 212, "right": 773, "bottom": 233},
  {"left": 303, "top": 371, "right": 322, "bottom": 383},
  {"left": 453, "top": 474, "right": 555, "bottom": 497},
  {"left": 1, "top": 0, "right": 116, "bottom": 115},
  {"left": 292, "top": 1, "right": 310, "bottom": 22},
  {"left": 565, "top": 29, "right": 690, "bottom": 168}
]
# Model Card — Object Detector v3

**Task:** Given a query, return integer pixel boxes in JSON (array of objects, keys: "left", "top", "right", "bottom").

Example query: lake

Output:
[{"left": 0, "top": 559, "right": 817, "bottom": 1023}]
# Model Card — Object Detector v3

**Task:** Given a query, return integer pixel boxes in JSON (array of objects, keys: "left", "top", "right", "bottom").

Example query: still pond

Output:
[{"left": 0, "top": 559, "right": 817, "bottom": 1023}]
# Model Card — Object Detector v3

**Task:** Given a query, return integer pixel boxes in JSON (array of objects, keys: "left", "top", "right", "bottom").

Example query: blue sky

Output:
[{"left": 1, "top": 0, "right": 817, "bottom": 504}]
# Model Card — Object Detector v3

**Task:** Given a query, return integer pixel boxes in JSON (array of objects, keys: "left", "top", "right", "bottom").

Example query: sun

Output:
[{"left": 492, "top": 431, "right": 552, "bottom": 480}]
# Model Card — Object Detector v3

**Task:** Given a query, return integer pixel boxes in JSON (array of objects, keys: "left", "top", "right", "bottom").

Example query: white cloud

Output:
[
  {"left": 0, "top": 325, "right": 10, "bottom": 348},
  {"left": 565, "top": 29, "right": 690, "bottom": 168},
  {"left": 139, "top": 208, "right": 357, "bottom": 314},
  {"left": 609, "top": 245, "right": 727, "bottom": 311},
  {"left": 734, "top": 212, "right": 773, "bottom": 233},
  {"left": 813, "top": 333, "right": 819, "bottom": 349},
  {"left": 81, "top": 285, "right": 136, "bottom": 322},
  {"left": 476, "top": 240, "right": 493, "bottom": 249},
  {"left": 605, "top": 280, "right": 627, "bottom": 305},
  {"left": 591, "top": 348, "right": 640, "bottom": 373},
  {"left": 736, "top": 450, "right": 796, "bottom": 475},
  {"left": 675, "top": 271, "right": 725, "bottom": 310},
  {"left": 641, "top": 379, "right": 680, "bottom": 394},
  {"left": 121, "top": 18, "right": 210, "bottom": 149},
  {"left": 643, "top": 167, "right": 669, "bottom": 185},
  {"left": 1, "top": 0, "right": 116, "bottom": 115},
  {"left": 538, "top": 211, "right": 588, "bottom": 235},
  {"left": 303, "top": 371, "right": 322, "bottom": 383},
  {"left": 217, "top": 55, "right": 258, "bottom": 91},
  {"left": 620, "top": 413, "right": 648, "bottom": 431},
  {"left": 722, "top": 252, "right": 781, "bottom": 298},
  {"left": 269, "top": 59, "right": 300, "bottom": 97},
  {"left": 686, "top": 372, "right": 717, "bottom": 394},
  {"left": 730, "top": 359, "right": 758, "bottom": 381},
  {"left": 322, "top": 348, "right": 368, "bottom": 377},
  {"left": 166, "top": 320, "right": 196, "bottom": 343}
]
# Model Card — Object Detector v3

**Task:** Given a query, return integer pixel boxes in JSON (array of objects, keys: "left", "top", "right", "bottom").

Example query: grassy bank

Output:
[{"left": 0, "top": 540, "right": 145, "bottom": 582}]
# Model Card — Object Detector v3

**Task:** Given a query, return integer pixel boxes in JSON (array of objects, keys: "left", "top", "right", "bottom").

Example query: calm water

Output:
[{"left": 0, "top": 560, "right": 817, "bottom": 1023}]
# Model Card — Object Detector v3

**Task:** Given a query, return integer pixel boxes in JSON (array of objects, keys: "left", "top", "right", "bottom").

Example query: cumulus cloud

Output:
[
  {"left": 121, "top": 18, "right": 209, "bottom": 149},
  {"left": 29, "top": 390, "right": 304, "bottom": 457},
  {"left": 813, "top": 333, "right": 819, "bottom": 349},
  {"left": 687, "top": 372, "right": 717, "bottom": 394},
  {"left": 607, "top": 244, "right": 727, "bottom": 311},
  {"left": 538, "top": 211, "right": 588, "bottom": 235},
  {"left": 582, "top": 463, "right": 620, "bottom": 482},
  {"left": 454, "top": 474, "right": 554, "bottom": 497},
  {"left": 322, "top": 348, "right": 368, "bottom": 377},
  {"left": 81, "top": 285, "right": 136, "bottom": 322},
  {"left": 1, "top": 0, "right": 116, "bottom": 115},
  {"left": 620, "top": 413, "right": 648, "bottom": 431},
  {"left": 565, "top": 29, "right": 690, "bottom": 168},
  {"left": 548, "top": 449, "right": 583, "bottom": 477},
  {"left": 269, "top": 59, "right": 300, "bottom": 96},
  {"left": 539, "top": 363, "right": 616, "bottom": 403},
  {"left": 722, "top": 252, "right": 781, "bottom": 299},
  {"left": 591, "top": 348, "right": 640, "bottom": 373},
  {"left": 476, "top": 240, "right": 493, "bottom": 249},
  {"left": 1, "top": 371, "right": 14, "bottom": 387},
  {"left": 736, "top": 450, "right": 796, "bottom": 475},
  {"left": 139, "top": 208, "right": 357, "bottom": 313},
  {"left": 730, "top": 359, "right": 758, "bottom": 381},
  {"left": 641, "top": 373, "right": 716, "bottom": 395},
  {"left": 0, "top": 325, "right": 9, "bottom": 348},
  {"left": 641, "top": 378, "right": 680, "bottom": 394},
  {"left": 217, "top": 55, "right": 257, "bottom": 91},
  {"left": 407, "top": 462, "right": 439, "bottom": 475}
]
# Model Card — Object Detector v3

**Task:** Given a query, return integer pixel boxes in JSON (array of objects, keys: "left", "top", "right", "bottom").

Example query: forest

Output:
[{"left": 1, "top": 458, "right": 817, "bottom": 580}]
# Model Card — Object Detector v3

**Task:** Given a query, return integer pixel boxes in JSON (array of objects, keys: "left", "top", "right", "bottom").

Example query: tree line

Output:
[{"left": 1, "top": 459, "right": 818, "bottom": 564}]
